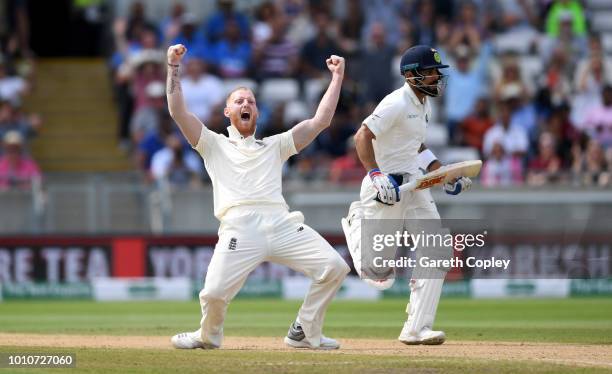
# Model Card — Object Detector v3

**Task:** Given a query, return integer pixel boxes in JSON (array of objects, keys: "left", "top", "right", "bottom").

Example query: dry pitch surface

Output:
[{"left": 1, "top": 333, "right": 611, "bottom": 369}]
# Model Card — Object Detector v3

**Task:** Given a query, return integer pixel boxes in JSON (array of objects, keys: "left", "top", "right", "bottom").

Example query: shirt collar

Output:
[
  {"left": 227, "top": 125, "right": 256, "bottom": 145},
  {"left": 404, "top": 82, "right": 425, "bottom": 108}
]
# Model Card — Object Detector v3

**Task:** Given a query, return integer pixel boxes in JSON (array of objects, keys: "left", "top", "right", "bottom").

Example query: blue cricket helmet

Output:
[{"left": 399, "top": 45, "right": 449, "bottom": 75}]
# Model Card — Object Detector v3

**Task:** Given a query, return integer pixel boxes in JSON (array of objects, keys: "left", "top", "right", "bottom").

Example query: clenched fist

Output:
[
  {"left": 326, "top": 55, "right": 345, "bottom": 77},
  {"left": 167, "top": 44, "right": 187, "bottom": 65}
]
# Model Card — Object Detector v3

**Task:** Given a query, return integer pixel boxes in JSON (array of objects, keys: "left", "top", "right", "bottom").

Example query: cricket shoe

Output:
[
  {"left": 398, "top": 323, "right": 446, "bottom": 345},
  {"left": 171, "top": 331, "right": 217, "bottom": 349},
  {"left": 284, "top": 321, "right": 340, "bottom": 350}
]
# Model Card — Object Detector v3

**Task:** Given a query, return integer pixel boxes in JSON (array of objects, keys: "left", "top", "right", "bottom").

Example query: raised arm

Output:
[
  {"left": 166, "top": 44, "right": 203, "bottom": 147},
  {"left": 291, "top": 55, "right": 345, "bottom": 152}
]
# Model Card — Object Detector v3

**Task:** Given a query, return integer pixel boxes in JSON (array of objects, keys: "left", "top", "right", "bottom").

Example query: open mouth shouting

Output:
[{"left": 240, "top": 111, "right": 251, "bottom": 122}]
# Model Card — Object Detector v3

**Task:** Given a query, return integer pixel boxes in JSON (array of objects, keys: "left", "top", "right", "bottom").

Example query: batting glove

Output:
[
  {"left": 369, "top": 168, "right": 400, "bottom": 205},
  {"left": 444, "top": 176, "right": 472, "bottom": 195}
]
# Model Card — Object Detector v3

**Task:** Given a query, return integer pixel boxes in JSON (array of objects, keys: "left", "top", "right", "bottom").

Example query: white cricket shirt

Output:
[
  {"left": 362, "top": 82, "right": 431, "bottom": 174},
  {"left": 193, "top": 124, "right": 297, "bottom": 220}
]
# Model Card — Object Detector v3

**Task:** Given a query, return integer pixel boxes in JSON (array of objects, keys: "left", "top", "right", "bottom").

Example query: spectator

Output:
[
  {"left": 204, "top": 0, "right": 250, "bottom": 44},
  {"left": 572, "top": 139, "right": 610, "bottom": 186},
  {"left": 113, "top": 26, "right": 164, "bottom": 142},
  {"left": 137, "top": 112, "right": 185, "bottom": 171},
  {"left": 130, "top": 81, "right": 166, "bottom": 143},
  {"left": 489, "top": 0, "right": 540, "bottom": 54},
  {"left": 206, "top": 103, "right": 229, "bottom": 134},
  {"left": 361, "top": 0, "right": 404, "bottom": 46},
  {"left": 585, "top": 32, "right": 606, "bottom": 58},
  {"left": 444, "top": 43, "right": 491, "bottom": 141},
  {"left": 300, "top": 11, "right": 341, "bottom": 80},
  {"left": 539, "top": 48, "right": 573, "bottom": 107},
  {"left": 151, "top": 133, "right": 202, "bottom": 187},
  {"left": 541, "top": 11, "right": 587, "bottom": 66},
  {"left": 459, "top": 96, "right": 494, "bottom": 153},
  {"left": 545, "top": 104, "right": 579, "bottom": 165},
  {"left": 572, "top": 49, "right": 612, "bottom": 126},
  {"left": 253, "top": 16, "right": 299, "bottom": 79},
  {"left": 252, "top": 2, "right": 277, "bottom": 44},
  {"left": 0, "top": 59, "right": 28, "bottom": 103},
  {"left": 111, "top": 18, "right": 158, "bottom": 71},
  {"left": 0, "top": 100, "right": 41, "bottom": 147},
  {"left": 527, "top": 132, "right": 562, "bottom": 186},
  {"left": 0, "top": 131, "right": 41, "bottom": 191},
  {"left": 213, "top": 19, "right": 252, "bottom": 78},
  {"left": 169, "top": 14, "right": 211, "bottom": 62},
  {"left": 495, "top": 0, "right": 540, "bottom": 33},
  {"left": 582, "top": 85, "right": 612, "bottom": 148},
  {"left": 160, "top": 2, "right": 186, "bottom": 43},
  {"left": 545, "top": 0, "right": 587, "bottom": 38},
  {"left": 481, "top": 142, "right": 523, "bottom": 187},
  {"left": 315, "top": 106, "right": 356, "bottom": 158},
  {"left": 126, "top": 1, "right": 158, "bottom": 42},
  {"left": 411, "top": 1, "right": 436, "bottom": 47},
  {"left": 360, "top": 22, "right": 394, "bottom": 106},
  {"left": 329, "top": 138, "right": 363, "bottom": 184},
  {"left": 260, "top": 102, "right": 288, "bottom": 138},
  {"left": 283, "top": 0, "right": 317, "bottom": 47},
  {"left": 502, "top": 83, "right": 538, "bottom": 142},
  {"left": 181, "top": 58, "right": 224, "bottom": 122},
  {"left": 337, "top": 0, "right": 364, "bottom": 55},
  {"left": 483, "top": 101, "right": 529, "bottom": 158},
  {"left": 493, "top": 57, "right": 532, "bottom": 102},
  {"left": 129, "top": 49, "right": 165, "bottom": 113},
  {"left": 449, "top": 1, "right": 483, "bottom": 52}
]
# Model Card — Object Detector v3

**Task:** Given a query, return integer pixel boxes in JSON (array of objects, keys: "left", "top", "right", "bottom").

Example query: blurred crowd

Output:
[
  {"left": 4, "top": 0, "right": 612, "bottom": 191},
  {"left": 110, "top": 0, "right": 612, "bottom": 189},
  {"left": 0, "top": 0, "right": 41, "bottom": 191}
]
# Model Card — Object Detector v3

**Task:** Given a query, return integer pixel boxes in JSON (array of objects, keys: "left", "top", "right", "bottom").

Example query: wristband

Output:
[
  {"left": 368, "top": 168, "right": 383, "bottom": 178},
  {"left": 418, "top": 149, "right": 437, "bottom": 171}
]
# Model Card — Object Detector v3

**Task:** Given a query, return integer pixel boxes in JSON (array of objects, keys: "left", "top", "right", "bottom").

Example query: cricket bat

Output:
[
  {"left": 399, "top": 160, "right": 482, "bottom": 193},
  {"left": 370, "top": 160, "right": 482, "bottom": 201}
]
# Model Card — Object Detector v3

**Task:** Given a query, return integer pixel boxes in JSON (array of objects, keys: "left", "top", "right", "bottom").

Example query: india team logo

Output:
[{"left": 433, "top": 51, "right": 442, "bottom": 63}]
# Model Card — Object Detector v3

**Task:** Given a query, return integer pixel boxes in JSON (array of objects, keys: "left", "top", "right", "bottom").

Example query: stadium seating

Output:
[
  {"left": 222, "top": 78, "right": 258, "bottom": 96},
  {"left": 259, "top": 79, "right": 300, "bottom": 107}
]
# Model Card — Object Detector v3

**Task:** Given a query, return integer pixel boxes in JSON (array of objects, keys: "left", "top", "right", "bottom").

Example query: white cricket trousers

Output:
[
  {"left": 359, "top": 174, "right": 446, "bottom": 334},
  {"left": 198, "top": 204, "right": 350, "bottom": 348}
]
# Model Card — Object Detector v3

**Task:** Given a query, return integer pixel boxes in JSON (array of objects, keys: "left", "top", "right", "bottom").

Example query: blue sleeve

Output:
[{"left": 475, "top": 42, "right": 493, "bottom": 78}]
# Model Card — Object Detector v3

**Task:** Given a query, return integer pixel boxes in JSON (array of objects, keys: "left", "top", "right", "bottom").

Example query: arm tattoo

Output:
[{"left": 167, "top": 66, "right": 181, "bottom": 95}]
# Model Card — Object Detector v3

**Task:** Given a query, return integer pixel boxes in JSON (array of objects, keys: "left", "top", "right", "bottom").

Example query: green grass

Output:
[
  {"left": 1, "top": 298, "right": 611, "bottom": 344},
  {"left": 1, "top": 298, "right": 611, "bottom": 373}
]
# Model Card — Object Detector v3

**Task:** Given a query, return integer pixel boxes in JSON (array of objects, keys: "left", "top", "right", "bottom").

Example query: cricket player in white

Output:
[
  {"left": 344, "top": 45, "right": 472, "bottom": 345},
  {"left": 166, "top": 44, "right": 349, "bottom": 350}
]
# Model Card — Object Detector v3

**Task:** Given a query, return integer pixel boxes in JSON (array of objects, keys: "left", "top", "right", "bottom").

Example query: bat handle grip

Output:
[
  {"left": 398, "top": 180, "right": 417, "bottom": 193},
  {"left": 367, "top": 180, "right": 417, "bottom": 202}
]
